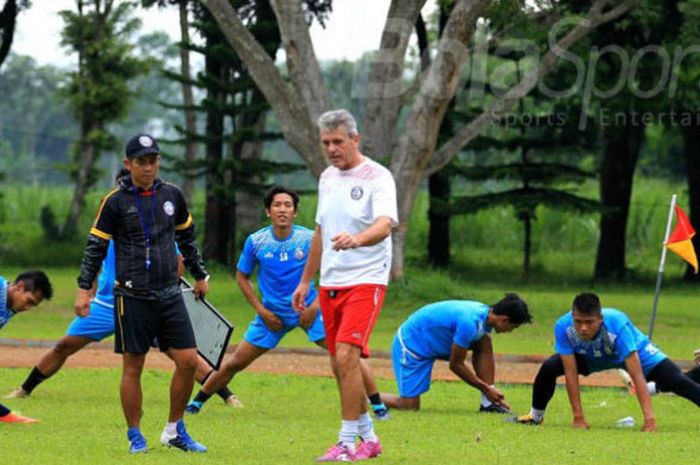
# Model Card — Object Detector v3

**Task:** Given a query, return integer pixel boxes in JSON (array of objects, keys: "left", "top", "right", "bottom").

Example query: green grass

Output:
[
  {"left": 1, "top": 369, "right": 698, "bottom": 465},
  {"left": 0, "top": 177, "right": 694, "bottom": 282},
  {"left": 2, "top": 267, "right": 699, "bottom": 361},
  {"left": 1, "top": 177, "right": 699, "bottom": 463}
]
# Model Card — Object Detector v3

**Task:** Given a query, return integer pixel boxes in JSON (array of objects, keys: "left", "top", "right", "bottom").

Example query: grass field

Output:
[
  {"left": 1, "top": 178, "right": 699, "bottom": 463},
  {"left": 2, "top": 267, "right": 699, "bottom": 360},
  {"left": 1, "top": 368, "right": 699, "bottom": 465}
]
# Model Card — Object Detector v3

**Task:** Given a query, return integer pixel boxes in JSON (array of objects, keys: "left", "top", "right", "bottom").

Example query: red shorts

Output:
[{"left": 319, "top": 284, "right": 386, "bottom": 358}]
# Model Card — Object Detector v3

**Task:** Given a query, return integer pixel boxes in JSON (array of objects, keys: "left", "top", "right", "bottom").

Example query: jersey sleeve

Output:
[
  {"left": 452, "top": 319, "right": 478, "bottom": 349},
  {"left": 172, "top": 187, "right": 208, "bottom": 281},
  {"left": 236, "top": 236, "right": 256, "bottom": 275},
  {"left": 173, "top": 188, "right": 193, "bottom": 232},
  {"left": 90, "top": 191, "right": 119, "bottom": 240},
  {"left": 372, "top": 171, "right": 398, "bottom": 226},
  {"left": 554, "top": 320, "right": 574, "bottom": 355}
]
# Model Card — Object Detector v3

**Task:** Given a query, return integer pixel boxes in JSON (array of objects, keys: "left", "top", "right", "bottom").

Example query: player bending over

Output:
[
  {"left": 381, "top": 294, "right": 532, "bottom": 412},
  {"left": 511, "top": 293, "right": 700, "bottom": 431}
]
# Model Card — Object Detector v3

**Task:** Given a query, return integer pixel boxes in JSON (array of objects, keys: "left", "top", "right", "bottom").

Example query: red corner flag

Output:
[{"left": 666, "top": 205, "right": 698, "bottom": 273}]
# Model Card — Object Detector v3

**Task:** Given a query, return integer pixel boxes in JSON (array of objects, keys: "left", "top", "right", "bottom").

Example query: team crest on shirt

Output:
[
  {"left": 350, "top": 186, "right": 363, "bottom": 200},
  {"left": 294, "top": 247, "right": 305, "bottom": 260},
  {"left": 163, "top": 201, "right": 175, "bottom": 216}
]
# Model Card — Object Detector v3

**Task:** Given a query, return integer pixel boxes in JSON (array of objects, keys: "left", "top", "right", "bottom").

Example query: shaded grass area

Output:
[
  {"left": 1, "top": 266, "right": 699, "bottom": 361},
  {"left": 0, "top": 368, "right": 698, "bottom": 465}
]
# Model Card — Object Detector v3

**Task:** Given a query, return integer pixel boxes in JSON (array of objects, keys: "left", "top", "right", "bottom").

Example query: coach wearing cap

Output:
[{"left": 74, "top": 134, "right": 210, "bottom": 453}]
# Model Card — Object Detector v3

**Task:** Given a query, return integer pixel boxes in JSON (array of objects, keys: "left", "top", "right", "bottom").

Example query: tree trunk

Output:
[
  {"left": 362, "top": 0, "right": 426, "bottom": 158},
  {"left": 682, "top": 124, "right": 700, "bottom": 281},
  {"left": 0, "top": 0, "right": 18, "bottom": 71},
  {"left": 62, "top": 120, "right": 100, "bottom": 237},
  {"left": 427, "top": 169, "right": 450, "bottom": 267},
  {"left": 235, "top": 110, "right": 266, "bottom": 238},
  {"left": 200, "top": 0, "right": 326, "bottom": 176},
  {"left": 178, "top": 0, "right": 197, "bottom": 204},
  {"left": 391, "top": 171, "right": 424, "bottom": 279},
  {"left": 202, "top": 32, "right": 229, "bottom": 265},
  {"left": 594, "top": 119, "right": 645, "bottom": 280}
]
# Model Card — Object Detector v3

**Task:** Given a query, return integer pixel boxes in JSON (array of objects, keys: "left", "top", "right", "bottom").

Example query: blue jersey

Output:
[
  {"left": 237, "top": 225, "right": 317, "bottom": 319},
  {"left": 93, "top": 241, "right": 117, "bottom": 308},
  {"left": 554, "top": 308, "right": 667, "bottom": 375},
  {"left": 0, "top": 276, "right": 13, "bottom": 330},
  {"left": 399, "top": 300, "right": 493, "bottom": 361}
]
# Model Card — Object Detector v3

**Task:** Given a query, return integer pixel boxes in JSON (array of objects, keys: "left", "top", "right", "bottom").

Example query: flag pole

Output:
[{"left": 648, "top": 194, "right": 677, "bottom": 340}]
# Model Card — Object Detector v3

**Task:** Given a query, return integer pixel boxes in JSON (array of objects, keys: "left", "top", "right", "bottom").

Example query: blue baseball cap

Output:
[{"left": 125, "top": 134, "right": 160, "bottom": 158}]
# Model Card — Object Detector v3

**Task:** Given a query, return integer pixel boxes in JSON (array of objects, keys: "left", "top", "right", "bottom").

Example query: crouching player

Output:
[
  {"left": 381, "top": 294, "right": 532, "bottom": 412},
  {"left": 0, "top": 270, "right": 53, "bottom": 423},
  {"left": 511, "top": 292, "right": 700, "bottom": 431}
]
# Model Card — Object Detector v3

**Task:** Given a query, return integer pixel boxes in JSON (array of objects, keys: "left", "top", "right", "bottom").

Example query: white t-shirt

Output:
[{"left": 315, "top": 157, "right": 399, "bottom": 287}]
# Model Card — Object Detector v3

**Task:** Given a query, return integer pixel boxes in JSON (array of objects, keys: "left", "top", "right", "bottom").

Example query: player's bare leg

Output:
[
  {"left": 167, "top": 348, "right": 198, "bottom": 422},
  {"left": 186, "top": 341, "right": 267, "bottom": 413},
  {"left": 6, "top": 335, "right": 93, "bottom": 398},
  {"left": 381, "top": 393, "right": 420, "bottom": 410},
  {"left": 121, "top": 353, "right": 146, "bottom": 428},
  {"left": 333, "top": 343, "right": 367, "bottom": 419},
  {"left": 316, "top": 338, "right": 389, "bottom": 419},
  {"left": 38, "top": 335, "right": 93, "bottom": 375},
  {"left": 201, "top": 341, "right": 267, "bottom": 395}
]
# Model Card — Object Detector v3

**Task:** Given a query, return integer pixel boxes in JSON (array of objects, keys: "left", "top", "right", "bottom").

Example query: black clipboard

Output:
[{"left": 179, "top": 278, "right": 233, "bottom": 369}]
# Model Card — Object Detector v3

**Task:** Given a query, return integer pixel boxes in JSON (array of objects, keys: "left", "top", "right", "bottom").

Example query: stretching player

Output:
[
  {"left": 381, "top": 294, "right": 532, "bottom": 412},
  {"left": 187, "top": 186, "right": 387, "bottom": 419},
  {"left": 1, "top": 270, "right": 53, "bottom": 423},
  {"left": 511, "top": 293, "right": 700, "bottom": 431}
]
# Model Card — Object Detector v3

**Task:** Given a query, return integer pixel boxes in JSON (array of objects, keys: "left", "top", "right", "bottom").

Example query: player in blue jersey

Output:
[
  {"left": 380, "top": 294, "right": 532, "bottom": 412},
  {"left": 187, "top": 187, "right": 387, "bottom": 418},
  {"left": 0, "top": 270, "right": 53, "bottom": 423},
  {"left": 511, "top": 293, "right": 700, "bottom": 431},
  {"left": 6, "top": 170, "right": 238, "bottom": 408}
]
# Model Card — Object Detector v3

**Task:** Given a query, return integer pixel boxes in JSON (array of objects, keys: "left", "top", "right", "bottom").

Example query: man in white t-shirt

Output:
[{"left": 293, "top": 109, "right": 398, "bottom": 462}]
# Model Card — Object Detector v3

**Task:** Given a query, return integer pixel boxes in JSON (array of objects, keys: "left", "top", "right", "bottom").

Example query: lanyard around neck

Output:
[{"left": 133, "top": 187, "right": 157, "bottom": 270}]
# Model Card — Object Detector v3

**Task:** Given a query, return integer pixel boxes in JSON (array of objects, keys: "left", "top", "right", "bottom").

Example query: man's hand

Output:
[
  {"left": 299, "top": 306, "right": 318, "bottom": 329},
  {"left": 194, "top": 279, "right": 209, "bottom": 299},
  {"left": 74, "top": 289, "right": 92, "bottom": 317},
  {"left": 260, "top": 308, "right": 283, "bottom": 332},
  {"left": 572, "top": 416, "right": 590, "bottom": 429},
  {"left": 642, "top": 417, "right": 658, "bottom": 432},
  {"left": 292, "top": 282, "right": 310, "bottom": 312},
  {"left": 331, "top": 232, "right": 360, "bottom": 251},
  {"left": 484, "top": 386, "right": 508, "bottom": 408}
]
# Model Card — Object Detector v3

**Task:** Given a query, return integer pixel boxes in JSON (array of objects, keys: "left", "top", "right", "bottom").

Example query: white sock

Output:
[
  {"left": 647, "top": 381, "right": 658, "bottom": 395},
  {"left": 529, "top": 408, "right": 545, "bottom": 422},
  {"left": 165, "top": 421, "right": 178, "bottom": 435},
  {"left": 480, "top": 386, "right": 495, "bottom": 407},
  {"left": 357, "top": 412, "right": 377, "bottom": 442},
  {"left": 338, "top": 420, "right": 358, "bottom": 452}
]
